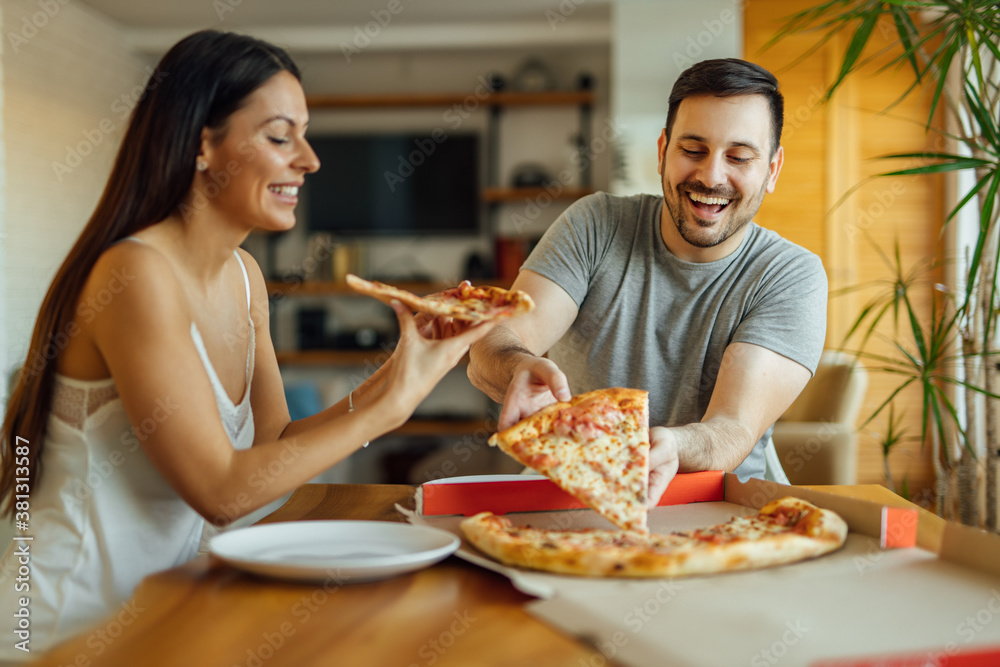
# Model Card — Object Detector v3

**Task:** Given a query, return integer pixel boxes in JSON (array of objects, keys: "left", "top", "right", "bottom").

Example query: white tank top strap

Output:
[{"left": 232, "top": 250, "right": 251, "bottom": 313}]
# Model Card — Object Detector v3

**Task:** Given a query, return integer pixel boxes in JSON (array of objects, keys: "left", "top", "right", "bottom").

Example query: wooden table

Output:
[{"left": 31, "top": 483, "right": 934, "bottom": 667}]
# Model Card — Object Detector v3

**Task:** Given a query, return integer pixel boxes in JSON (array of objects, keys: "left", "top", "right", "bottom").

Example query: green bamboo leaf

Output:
[
  {"left": 926, "top": 35, "right": 960, "bottom": 131},
  {"left": 934, "top": 385, "right": 965, "bottom": 434},
  {"left": 981, "top": 171, "right": 1000, "bottom": 353},
  {"left": 761, "top": 1, "right": 851, "bottom": 54},
  {"left": 900, "top": 283, "right": 926, "bottom": 349},
  {"left": 927, "top": 384, "right": 952, "bottom": 461},
  {"left": 893, "top": 336, "right": 921, "bottom": 369},
  {"left": 977, "top": 26, "right": 1000, "bottom": 64},
  {"left": 859, "top": 377, "right": 915, "bottom": 429},
  {"left": 841, "top": 289, "right": 896, "bottom": 344},
  {"left": 857, "top": 300, "right": 898, "bottom": 352},
  {"left": 920, "top": 382, "right": 932, "bottom": 452},
  {"left": 966, "top": 26, "right": 988, "bottom": 100},
  {"left": 891, "top": 8, "right": 920, "bottom": 76},
  {"left": 945, "top": 170, "right": 994, "bottom": 224},
  {"left": 828, "top": 174, "right": 880, "bottom": 214},
  {"left": 963, "top": 79, "right": 1000, "bottom": 152},
  {"left": 877, "top": 152, "right": 991, "bottom": 164},
  {"left": 878, "top": 160, "right": 992, "bottom": 177},
  {"left": 871, "top": 15, "right": 951, "bottom": 113},
  {"left": 935, "top": 387, "right": 976, "bottom": 458},
  {"left": 940, "top": 377, "right": 1000, "bottom": 402},
  {"left": 834, "top": 4, "right": 884, "bottom": 95}
]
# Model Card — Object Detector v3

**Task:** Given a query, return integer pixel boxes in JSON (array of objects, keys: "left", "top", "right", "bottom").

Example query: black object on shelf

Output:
[
  {"left": 464, "top": 252, "right": 492, "bottom": 281},
  {"left": 297, "top": 308, "right": 328, "bottom": 350},
  {"left": 486, "top": 72, "right": 506, "bottom": 93},
  {"left": 511, "top": 163, "right": 554, "bottom": 188},
  {"left": 330, "top": 329, "right": 397, "bottom": 351}
]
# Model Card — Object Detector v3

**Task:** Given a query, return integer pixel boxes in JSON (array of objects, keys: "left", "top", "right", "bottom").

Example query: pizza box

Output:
[{"left": 405, "top": 473, "right": 1000, "bottom": 666}]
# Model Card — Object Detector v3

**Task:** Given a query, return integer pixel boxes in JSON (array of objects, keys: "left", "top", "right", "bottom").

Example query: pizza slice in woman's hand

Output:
[
  {"left": 345, "top": 274, "right": 534, "bottom": 323},
  {"left": 488, "top": 388, "right": 651, "bottom": 533}
]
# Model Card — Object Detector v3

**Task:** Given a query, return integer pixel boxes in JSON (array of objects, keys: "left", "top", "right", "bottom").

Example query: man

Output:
[{"left": 468, "top": 58, "right": 827, "bottom": 504}]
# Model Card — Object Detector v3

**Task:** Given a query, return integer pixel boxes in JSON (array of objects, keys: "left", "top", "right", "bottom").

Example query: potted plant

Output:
[{"left": 771, "top": 1, "right": 999, "bottom": 529}]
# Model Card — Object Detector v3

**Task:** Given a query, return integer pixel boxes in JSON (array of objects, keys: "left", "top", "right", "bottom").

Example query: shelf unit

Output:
[
  {"left": 307, "top": 90, "right": 594, "bottom": 108},
  {"left": 270, "top": 89, "right": 596, "bottom": 440},
  {"left": 305, "top": 89, "right": 597, "bottom": 202}
]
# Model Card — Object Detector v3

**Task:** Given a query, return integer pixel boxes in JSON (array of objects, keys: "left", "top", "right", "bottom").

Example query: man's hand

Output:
[
  {"left": 647, "top": 426, "right": 679, "bottom": 507},
  {"left": 498, "top": 357, "right": 572, "bottom": 430}
]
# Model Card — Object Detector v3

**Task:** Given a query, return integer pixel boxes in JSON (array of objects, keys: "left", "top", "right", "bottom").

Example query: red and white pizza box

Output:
[
  {"left": 408, "top": 473, "right": 1000, "bottom": 667},
  {"left": 416, "top": 471, "right": 917, "bottom": 550}
]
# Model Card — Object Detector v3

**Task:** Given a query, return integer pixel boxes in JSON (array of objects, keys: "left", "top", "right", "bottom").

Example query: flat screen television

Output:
[{"left": 303, "top": 133, "right": 480, "bottom": 237}]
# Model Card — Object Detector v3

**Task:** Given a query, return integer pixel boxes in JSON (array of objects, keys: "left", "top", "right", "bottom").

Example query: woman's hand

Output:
[
  {"left": 413, "top": 312, "right": 478, "bottom": 340},
  {"left": 373, "top": 302, "right": 499, "bottom": 427}
]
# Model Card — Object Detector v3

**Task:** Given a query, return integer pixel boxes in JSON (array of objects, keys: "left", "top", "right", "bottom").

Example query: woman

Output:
[{"left": 0, "top": 30, "right": 494, "bottom": 657}]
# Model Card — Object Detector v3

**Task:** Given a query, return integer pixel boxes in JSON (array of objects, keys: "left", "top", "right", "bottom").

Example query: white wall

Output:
[
  {"left": 611, "top": 0, "right": 743, "bottom": 196},
  {"left": 0, "top": 5, "right": 6, "bottom": 407},
  {"left": 1, "top": 0, "right": 149, "bottom": 402}
]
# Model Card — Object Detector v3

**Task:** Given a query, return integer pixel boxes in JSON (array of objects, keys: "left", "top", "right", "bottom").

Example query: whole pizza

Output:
[{"left": 461, "top": 497, "right": 848, "bottom": 578}]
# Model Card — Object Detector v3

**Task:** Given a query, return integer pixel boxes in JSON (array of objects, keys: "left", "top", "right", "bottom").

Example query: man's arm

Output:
[
  {"left": 468, "top": 269, "right": 579, "bottom": 429},
  {"left": 667, "top": 342, "right": 811, "bottom": 472}
]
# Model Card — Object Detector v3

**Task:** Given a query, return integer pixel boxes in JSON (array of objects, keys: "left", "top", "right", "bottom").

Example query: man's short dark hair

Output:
[{"left": 665, "top": 58, "right": 784, "bottom": 157}]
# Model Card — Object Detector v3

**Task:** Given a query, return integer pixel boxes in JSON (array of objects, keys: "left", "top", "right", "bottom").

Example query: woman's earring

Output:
[{"left": 196, "top": 159, "right": 208, "bottom": 172}]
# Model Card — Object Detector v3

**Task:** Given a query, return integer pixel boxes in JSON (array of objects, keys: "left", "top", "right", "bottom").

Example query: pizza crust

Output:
[{"left": 460, "top": 497, "right": 848, "bottom": 578}]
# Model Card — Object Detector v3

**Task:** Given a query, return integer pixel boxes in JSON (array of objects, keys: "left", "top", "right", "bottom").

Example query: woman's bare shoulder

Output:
[{"left": 82, "top": 240, "right": 189, "bottom": 327}]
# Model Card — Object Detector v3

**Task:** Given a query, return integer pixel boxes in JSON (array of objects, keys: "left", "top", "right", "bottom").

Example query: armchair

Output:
[{"left": 771, "top": 351, "right": 868, "bottom": 485}]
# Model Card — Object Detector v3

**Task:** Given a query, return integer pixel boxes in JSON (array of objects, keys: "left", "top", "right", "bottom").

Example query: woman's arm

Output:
[
  {"left": 91, "top": 244, "right": 493, "bottom": 525},
  {"left": 237, "top": 249, "right": 390, "bottom": 444}
]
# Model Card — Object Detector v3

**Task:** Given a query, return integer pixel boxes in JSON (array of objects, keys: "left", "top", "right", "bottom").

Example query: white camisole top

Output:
[{"left": 0, "top": 247, "right": 255, "bottom": 659}]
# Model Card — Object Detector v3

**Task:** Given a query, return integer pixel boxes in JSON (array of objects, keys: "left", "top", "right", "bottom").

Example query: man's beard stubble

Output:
[{"left": 662, "top": 176, "right": 768, "bottom": 249}]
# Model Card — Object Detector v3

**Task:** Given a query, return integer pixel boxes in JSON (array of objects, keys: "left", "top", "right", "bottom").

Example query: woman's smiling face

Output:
[{"left": 195, "top": 70, "right": 320, "bottom": 233}]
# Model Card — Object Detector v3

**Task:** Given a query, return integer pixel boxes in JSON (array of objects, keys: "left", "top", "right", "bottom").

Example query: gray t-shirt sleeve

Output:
[
  {"left": 731, "top": 251, "right": 828, "bottom": 375},
  {"left": 521, "top": 193, "right": 617, "bottom": 306}
]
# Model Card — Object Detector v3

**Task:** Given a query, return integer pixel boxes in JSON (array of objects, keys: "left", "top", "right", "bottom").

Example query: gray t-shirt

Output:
[{"left": 522, "top": 192, "right": 828, "bottom": 480}]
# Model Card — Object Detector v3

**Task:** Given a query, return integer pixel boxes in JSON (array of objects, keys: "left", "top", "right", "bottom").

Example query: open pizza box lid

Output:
[{"left": 404, "top": 473, "right": 1000, "bottom": 666}]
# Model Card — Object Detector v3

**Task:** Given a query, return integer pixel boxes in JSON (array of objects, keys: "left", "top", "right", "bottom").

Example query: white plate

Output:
[{"left": 209, "top": 521, "right": 459, "bottom": 583}]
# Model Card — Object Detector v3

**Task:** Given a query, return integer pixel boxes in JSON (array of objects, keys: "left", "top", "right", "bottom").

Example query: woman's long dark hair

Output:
[{"left": 0, "top": 30, "right": 300, "bottom": 515}]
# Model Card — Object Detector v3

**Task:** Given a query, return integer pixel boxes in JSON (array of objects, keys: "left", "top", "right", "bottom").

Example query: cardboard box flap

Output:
[
  {"left": 725, "top": 476, "right": 925, "bottom": 551},
  {"left": 939, "top": 521, "right": 1000, "bottom": 578}
]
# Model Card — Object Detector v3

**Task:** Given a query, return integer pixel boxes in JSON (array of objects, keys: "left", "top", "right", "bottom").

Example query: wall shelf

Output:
[
  {"left": 276, "top": 349, "right": 471, "bottom": 366},
  {"left": 390, "top": 418, "right": 489, "bottom": 437},
  {"left": 481, "top": 187, "right": 594, "bottom": 203},
  {"left": 276, "top": 350, "right": 390, "bottom": 366},
  {"left": 307, "top": 90, "right": 594, "bottom": 109}
]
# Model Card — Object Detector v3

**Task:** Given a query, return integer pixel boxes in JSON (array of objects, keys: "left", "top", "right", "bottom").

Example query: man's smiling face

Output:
[{"left": 658, "top": 93, "right": 783, "bottom": 262}]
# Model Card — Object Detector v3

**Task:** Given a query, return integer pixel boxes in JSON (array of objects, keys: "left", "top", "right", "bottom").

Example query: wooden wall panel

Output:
[{"left": 745, "top": 0, "right": 943, "bottom": 500}]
